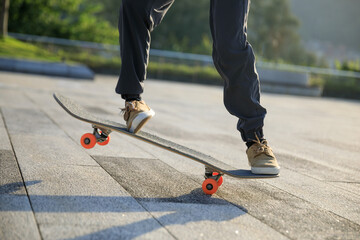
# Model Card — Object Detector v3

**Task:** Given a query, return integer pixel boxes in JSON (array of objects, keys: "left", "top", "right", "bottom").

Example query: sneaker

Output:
[
  {"left": 246, "top": 136, "right": 280, "bottom": 175},
  {"left": 121, "top": 100, "right": 155, "bottom": 133}
]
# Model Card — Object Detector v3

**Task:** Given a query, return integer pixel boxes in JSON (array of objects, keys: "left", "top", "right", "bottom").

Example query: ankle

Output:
[
  {"left": 246, "top": 141, "right": 255, "bottom": 148},
  {"left": 122, "top": 94, "right": 141, "bottom": 102},
  {"left": 246, "top": 138, "right": 266, "bottom": 149}
]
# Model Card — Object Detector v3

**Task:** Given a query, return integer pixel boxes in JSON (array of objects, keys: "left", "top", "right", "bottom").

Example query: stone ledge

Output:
[{"left": 0, "top": 57, "right": 94, "bottom": 80}]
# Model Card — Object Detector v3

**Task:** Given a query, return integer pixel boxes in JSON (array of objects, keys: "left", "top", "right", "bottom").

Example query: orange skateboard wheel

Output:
[
  {"left": 202, "top": 178, "right": 218, "bottom": 195},
  {"left": 80, "top": 133, "right": 96, "bottom": 149},
  {"left": 97, "top": 135, "right": 110, "bottom": 146},
  {"left": 212, "top": 172, "right": 223, "bottom": 186}
]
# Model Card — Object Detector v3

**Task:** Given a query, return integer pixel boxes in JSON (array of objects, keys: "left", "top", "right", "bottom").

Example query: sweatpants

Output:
[{"left": 115, "top": 0, "right": 267, "bottom": 142}]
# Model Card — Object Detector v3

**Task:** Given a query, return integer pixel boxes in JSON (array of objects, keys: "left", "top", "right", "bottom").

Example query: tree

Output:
[
  {"left": 90, "top": 0, "right": 212, "bottom": 54},
  {"left": 0, "top": 0, "right": 10, "bottom": 37},
  {"left": 8, "top": 0, "right": 118, "bottom": 44}
]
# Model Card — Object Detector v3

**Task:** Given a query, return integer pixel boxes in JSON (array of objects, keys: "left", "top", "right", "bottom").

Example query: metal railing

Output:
[{"left": 9, "top": 32, "right": 360, "bottom": 79}]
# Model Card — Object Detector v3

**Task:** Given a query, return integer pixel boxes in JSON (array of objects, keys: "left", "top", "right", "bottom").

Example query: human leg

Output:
[
  {"left": 210, "top": 0, "right": 279, "bottom": 174},
  {"left": 116, "top": 0, "right": 175, "bottom": 99},
  {"left": 210, "top": 0, "right": 266, "bottom": 142},
  {"left": 116, "top": 0, "right": 174, "bottom": 132}
]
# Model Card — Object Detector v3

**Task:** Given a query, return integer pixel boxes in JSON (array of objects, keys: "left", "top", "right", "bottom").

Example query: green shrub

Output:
[
  {"left": 335, "top": 60, "right": 360, "bottom": 72},
  {"left": 321, "top": 76, "right": 360, "bottom": 100}
]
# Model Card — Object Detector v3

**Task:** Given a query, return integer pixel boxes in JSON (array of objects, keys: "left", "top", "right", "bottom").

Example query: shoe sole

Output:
[
  {"left": 251, "top": 167, "right": 280, "bottom": 175},
  {"left": 129, "top": 109, "right": 155, "bottom": 133}
]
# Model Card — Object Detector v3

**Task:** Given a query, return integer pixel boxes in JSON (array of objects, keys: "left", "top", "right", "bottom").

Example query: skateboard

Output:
[{"left": 53, "top": 93, "right": 278, "bottom": 195}]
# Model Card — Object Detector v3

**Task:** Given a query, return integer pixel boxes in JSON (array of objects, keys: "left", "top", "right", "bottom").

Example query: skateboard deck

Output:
[{"left": 54, "top": 93, "right": 278, "bottom": 194}]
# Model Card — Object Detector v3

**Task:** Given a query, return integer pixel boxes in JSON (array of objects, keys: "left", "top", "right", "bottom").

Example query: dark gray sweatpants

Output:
[{"left": 115, "top": 0, "right": 267, "bottom": 142}]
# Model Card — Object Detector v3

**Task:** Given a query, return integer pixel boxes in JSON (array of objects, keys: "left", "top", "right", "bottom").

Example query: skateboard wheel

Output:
[
  {"left": 81, "top": 133, "right": 96, "bottom": 149},
  {"left": 97, "top": 135, "right": 110, "bottom": 146},
  {"left": 213, "top": 172, "right": 223, "bottom": 186},
  {"left": 202, "top": 178, "right": 218, "bottom": 195}
]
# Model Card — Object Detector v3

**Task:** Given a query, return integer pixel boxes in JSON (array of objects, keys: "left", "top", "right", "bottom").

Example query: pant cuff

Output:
[{"left": 240, "top": 128, "right": 264, "bottom": 142}]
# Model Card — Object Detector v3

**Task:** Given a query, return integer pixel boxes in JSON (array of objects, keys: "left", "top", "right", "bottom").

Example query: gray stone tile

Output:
[
  {"left": 1, "top": 105, "right": 173, "bottom": 239},
  {"left": 0, "top": 149, "right": 41, "bottom": 240},
  {"left": 217, "top": 177, "right": 360, "bottom": 240},
  {"left": 1, "top": 71, "right": 360, "bottom": 240},
  {"left": 94, "top": 156, "right": 288, "bottom": 239},
  {"left": 0, "top": 111, "right": 12, "bottom": 151}
]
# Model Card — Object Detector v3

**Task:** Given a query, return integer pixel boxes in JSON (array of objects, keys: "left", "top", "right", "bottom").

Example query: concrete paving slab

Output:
[
  {"left": 0, "top": 149, "right": 41, "bottom": 240},
  {"left": 1, "top": 72, "right": 360, "bottom": 239},
  {"left": 26, "top": 91, "right": 155, "bottom": 159},
  {"left": 264, "top": 168, "right": 360, "bottom": 224},
  {"left": 216, "top": 176, "right": 360, "bottom": 240},
  {"left": 0, "top": 89, "right": 37, "bottom": 109},
  {"left": 94, "top": 156, "right": 288, "bottom": 239},
  {"left": 0, "top": 110, "right": 12, "bottom": 151},
  {"left": 1, "top": 107, "right": 174, "bottom": 239},
  {"left": 40, "top": 218, "right": 173, "bottom": 240},
  {"left": 109, "top": 139, "right": 360, "bottom": 240},
  {"left": 278, "top": 152, "right": 360, "bottom": 195}
]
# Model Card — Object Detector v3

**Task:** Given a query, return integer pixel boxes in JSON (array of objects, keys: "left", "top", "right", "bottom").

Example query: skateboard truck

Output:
[
  {"left": 92, "top": 125, "right": 112, "bottom": 143},
  {"left": 79, "top": 125, "right": 112, "bottom": 149}
]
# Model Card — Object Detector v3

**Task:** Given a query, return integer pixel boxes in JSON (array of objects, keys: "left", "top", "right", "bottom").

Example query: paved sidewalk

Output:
[{"left": 0, "top": 71, "right": 359, "bottom": 240}]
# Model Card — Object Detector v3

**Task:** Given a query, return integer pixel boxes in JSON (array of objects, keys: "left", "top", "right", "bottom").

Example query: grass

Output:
[
  {"left": 1, "top": 37, "right": 359, "bottom": 100},
  {"left": 0, "top": 37, "right": 62, "bottom": 62}
]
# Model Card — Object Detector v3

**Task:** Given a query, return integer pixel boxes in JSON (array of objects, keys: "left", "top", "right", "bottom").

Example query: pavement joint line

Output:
[
  {"left": 93, "top": 156, "right": 178, "bottom": 240},
  {"left": 0, "top": 107, "right": 44, "bottom": 240},
  {"left": 281, "top": 165, "right": 360, "bottom": 200},
  {"left": 325, "top": 181, "right": 360, "bottom": 184},
  {"left": 94, "top": 155, "right": 291, "bottom": 239},
  {"left": 24, "top": 91, "right": 180, "bottom": 238},
  {"left": 277, "top": 153, "right": 360, "bottom": 197},
  {"left": 277, "top": 165, "right": 360, "bottom": 198},
  {"left": 65, "top": 163, "right": 102, "bottom": 168},
  {"left": 22, "top": 88, "right": 360, "bottom": 237},
  {"left": 135, "top": 134, "right": 360, "bottom": 227},
  {"left": 130, "top": 140, "right": 360, "bottom": 235},
  {"left": 116, "top": 132, "right": 317, "bottom": 237},
  {"left": 24, "top": 92, "right": 104, "bottom": 167},
  {"left": 261, "top": 174, "right": 360, "bottom": 229},
  {"left": 278, "top": 151, "right": 360, "bottom": 180},
  {"left": 113, "top": 139, "right": 292, "bottom": 238}
]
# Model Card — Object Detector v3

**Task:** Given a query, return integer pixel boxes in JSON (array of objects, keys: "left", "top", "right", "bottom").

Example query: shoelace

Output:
[
  {"left": 251, "top": 134, "right": 272, "bottom": 155},
  {"left": 120, "top": 101, "right": 135, "bottom": 115}
]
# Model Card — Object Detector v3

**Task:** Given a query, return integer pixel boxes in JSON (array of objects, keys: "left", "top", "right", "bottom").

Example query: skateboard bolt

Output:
[
  {"left": 84, "top": 138, "right": 90, "bottom": 144},
  {"left": 206, "top": 184, "right": 213, "bottom": 190}
]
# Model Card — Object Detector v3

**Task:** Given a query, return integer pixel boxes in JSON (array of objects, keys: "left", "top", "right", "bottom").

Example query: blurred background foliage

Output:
[
  {"left": 2, "top": 0, "right": 360, "bottom": 99},
  {"left": 7, "top": 0, "right": 323, "bottom": 66},
  {"left": 8, "top": 0, "right": 118, "bottom": 44}
]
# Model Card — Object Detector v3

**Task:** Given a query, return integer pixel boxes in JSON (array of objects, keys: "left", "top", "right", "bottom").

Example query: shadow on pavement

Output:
[{"left": 0, "top": 181, "right": 247, "bottom": 239}]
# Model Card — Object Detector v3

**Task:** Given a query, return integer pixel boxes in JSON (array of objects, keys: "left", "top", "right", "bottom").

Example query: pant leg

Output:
[
  {"left": 210, "top": 0, "right": 266, "bottom": 142},
  {"left": 116, "top": 0, "right": 175, "bottom": 98}
]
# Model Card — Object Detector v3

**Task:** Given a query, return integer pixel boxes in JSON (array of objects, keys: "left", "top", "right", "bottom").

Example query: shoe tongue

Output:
[{"left": 126, "top": 101, "right": 136, "bottom": 109}]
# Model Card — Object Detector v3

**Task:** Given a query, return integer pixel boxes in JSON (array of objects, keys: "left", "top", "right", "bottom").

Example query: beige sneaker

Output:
[
  {"left": 246, "top": 136, "right": 280, "bottom": 175},
  {"left": 121, "top": 100, "right": 155, "bottom": 133}
]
